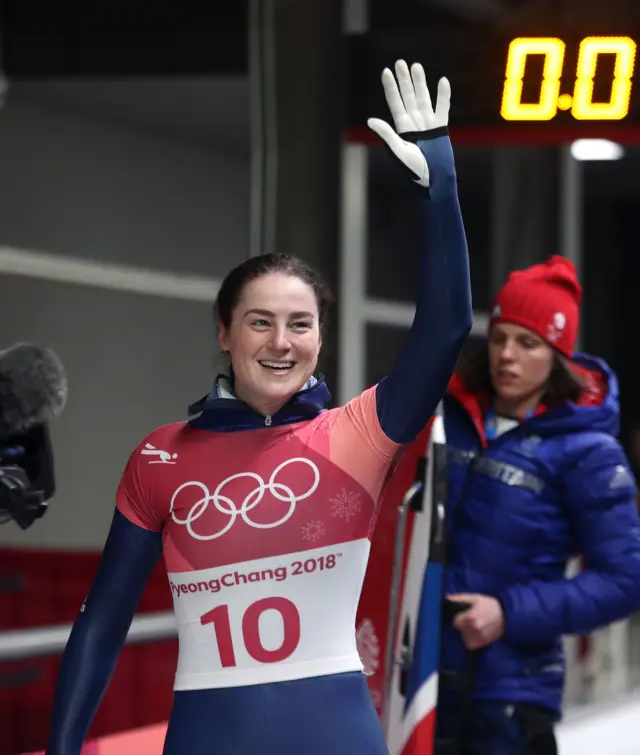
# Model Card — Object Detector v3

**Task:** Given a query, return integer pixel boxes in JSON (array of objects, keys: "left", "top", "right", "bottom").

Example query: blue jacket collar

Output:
[{"left": 187, "top": 374, "right": 331, "bottom": 432}]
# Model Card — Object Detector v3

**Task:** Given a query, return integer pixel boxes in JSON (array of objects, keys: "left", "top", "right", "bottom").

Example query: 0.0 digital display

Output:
[
  {"left": 347, "top": 28, "right": 640, "bottom": 140},
  {"left": 501, "top": 36, "right": 637, "bottom": 122}
]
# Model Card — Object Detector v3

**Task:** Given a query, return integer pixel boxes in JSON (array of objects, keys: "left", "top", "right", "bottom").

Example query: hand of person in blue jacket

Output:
[{"left": 448, "top": 593, "right": 505, "bottom": 650}]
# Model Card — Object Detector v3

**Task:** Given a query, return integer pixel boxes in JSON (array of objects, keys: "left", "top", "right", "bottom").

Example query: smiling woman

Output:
[
  {"left": 214, "top": 256, "right": 330, "bottom": 418},
  {"left": 45, "top": 60, "right": 473, "bottom": 755}
]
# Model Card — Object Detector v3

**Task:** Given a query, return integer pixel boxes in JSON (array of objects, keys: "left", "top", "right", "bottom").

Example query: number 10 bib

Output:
[{"left": 169, "top": 539, "right": 370, "bottom": 689}]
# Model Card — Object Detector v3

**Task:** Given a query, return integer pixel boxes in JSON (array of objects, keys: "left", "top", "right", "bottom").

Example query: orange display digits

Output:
[
  {"left": 501, "top": 35, "right": 636, "bottom": 121},
  {"left": 572, "top": 36, "right": 636, "bottom": 120},
  {"left": 501, "top": 37, "right": 565, "bottom": 121}
]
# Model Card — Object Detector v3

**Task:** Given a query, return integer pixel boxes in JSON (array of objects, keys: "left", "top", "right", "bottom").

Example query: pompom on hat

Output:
[{"left": 489, "top": 255, "right": 582, "bottom": 357}]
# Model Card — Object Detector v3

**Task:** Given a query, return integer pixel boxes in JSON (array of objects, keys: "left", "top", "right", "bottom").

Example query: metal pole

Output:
[
  {"left": 559, "top": 142, "right": 588, "bottom": 704},
  {"left": 559, "top": 144, "right": 583, "bottom": 348},
  {"left": 248, "top": 0, "right": 265, "bottom": 258},
  {"left": 338, "top": 143, "right": 368, "bottom": 405},
  {"left": 490, "top": 146, "right": 514, "bottom": 298},
  {"left": 262, "top": 0, "right": 278, "bottom": 260},
  {"left": 381, "top": 480, "right": 423, "bottom": 734},
  {"left": 338, "top": 0, "right": 369, "bottom": 406},
  {"left": 248, "top": 0, "right": 279, "bottom": 260}
]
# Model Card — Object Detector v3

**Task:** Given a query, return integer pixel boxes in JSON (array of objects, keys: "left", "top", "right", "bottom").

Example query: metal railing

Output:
[{"left": 0, "top": 610, "right": 177, "bottom": 662}]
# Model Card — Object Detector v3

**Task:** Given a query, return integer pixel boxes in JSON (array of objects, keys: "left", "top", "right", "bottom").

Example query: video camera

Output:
[{"left": 0, "top": 344, "right": 67, "bottom": 530}]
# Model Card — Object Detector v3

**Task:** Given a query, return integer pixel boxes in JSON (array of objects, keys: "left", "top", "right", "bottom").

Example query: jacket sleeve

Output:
[
  {"left": 375, "top": 132, "right": 473, "bottom": 445},
  {"left": 46, "top": 509, "right": 163, "bottom": 755},
  {"left": 500, "top": 437, "right": 640, "bottom": 645}
]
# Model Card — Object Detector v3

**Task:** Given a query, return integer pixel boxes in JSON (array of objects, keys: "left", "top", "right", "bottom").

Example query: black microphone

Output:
[
  {"left": 0, "top": 344, "right": 68, "bottom": 529},
  {"left": 0, "top": 343, "right": 67, "bottom": 440}
]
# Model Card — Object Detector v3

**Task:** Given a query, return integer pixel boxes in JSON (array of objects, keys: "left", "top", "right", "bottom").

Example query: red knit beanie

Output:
[{"left": 489, "top": 255, "right": 582, "bottom": 357}]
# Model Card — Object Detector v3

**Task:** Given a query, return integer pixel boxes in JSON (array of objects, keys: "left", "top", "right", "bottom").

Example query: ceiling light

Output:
[{"left": 570, "top": 139, "right": 624, "bottom": 161}]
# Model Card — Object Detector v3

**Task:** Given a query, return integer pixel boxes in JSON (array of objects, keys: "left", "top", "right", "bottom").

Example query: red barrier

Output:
[
  {"left": 22, "top": 720, "right": 169, "bottom": 755},
  {"left": 0, "top": 547, "right": 175, "bottom": 755}
]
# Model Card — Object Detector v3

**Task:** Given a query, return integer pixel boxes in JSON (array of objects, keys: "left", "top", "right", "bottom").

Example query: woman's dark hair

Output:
[
  {"left": 457, "top": 344, "right": 587, "bottom": 408},
  {"left": 214, "top": 253, "right": 333, "bottom": 333}
]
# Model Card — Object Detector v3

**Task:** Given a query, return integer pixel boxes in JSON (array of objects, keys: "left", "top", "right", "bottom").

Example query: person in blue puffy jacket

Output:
[{"left": 435, "top": 255, "right": 640, "bottom": 755}]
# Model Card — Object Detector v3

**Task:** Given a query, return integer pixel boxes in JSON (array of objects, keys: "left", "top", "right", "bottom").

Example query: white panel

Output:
[{"left": 0, "top": 246, "right": 220, "bottom": 302}]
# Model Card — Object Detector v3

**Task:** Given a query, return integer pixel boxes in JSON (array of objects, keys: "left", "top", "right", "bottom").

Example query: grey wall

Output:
[
  {"left": 0, "top": 93, "right": 249, "bottom": 274},
  {"left": 0, "top": 88, "right": 250, "bottom": 548}
]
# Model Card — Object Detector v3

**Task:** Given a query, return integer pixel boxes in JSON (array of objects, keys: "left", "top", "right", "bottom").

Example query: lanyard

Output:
[{"left": 484, "top": 402, "right": 536, "bottom": 442}]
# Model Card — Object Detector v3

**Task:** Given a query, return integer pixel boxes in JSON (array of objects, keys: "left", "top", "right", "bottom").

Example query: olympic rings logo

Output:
[{"left": 169, "top": 458, "right": 320, "bottom": 540}]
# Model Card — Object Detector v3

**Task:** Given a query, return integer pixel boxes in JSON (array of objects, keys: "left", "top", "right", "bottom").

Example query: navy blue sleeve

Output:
[
  {"left": 46, "top": 509, "right": 163, "bottom": 755},
  {"left": 501, "top": 440, "right": 640, "bottom": 644},
  {"left": 375, "top": 133, "right": 472, "bottom": 444}
]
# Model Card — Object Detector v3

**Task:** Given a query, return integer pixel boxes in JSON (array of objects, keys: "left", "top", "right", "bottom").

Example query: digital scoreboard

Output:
[
  {"left": 347, "top": 27, "right": 640, "bottom": 142},
  {"left": 500, "top": 36, "right": 636, "bottom": 122}
]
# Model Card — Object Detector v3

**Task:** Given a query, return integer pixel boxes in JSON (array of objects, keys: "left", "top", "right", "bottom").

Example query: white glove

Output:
[{"left": 367, "top": 60, "right": 451, "bottom": 189}]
